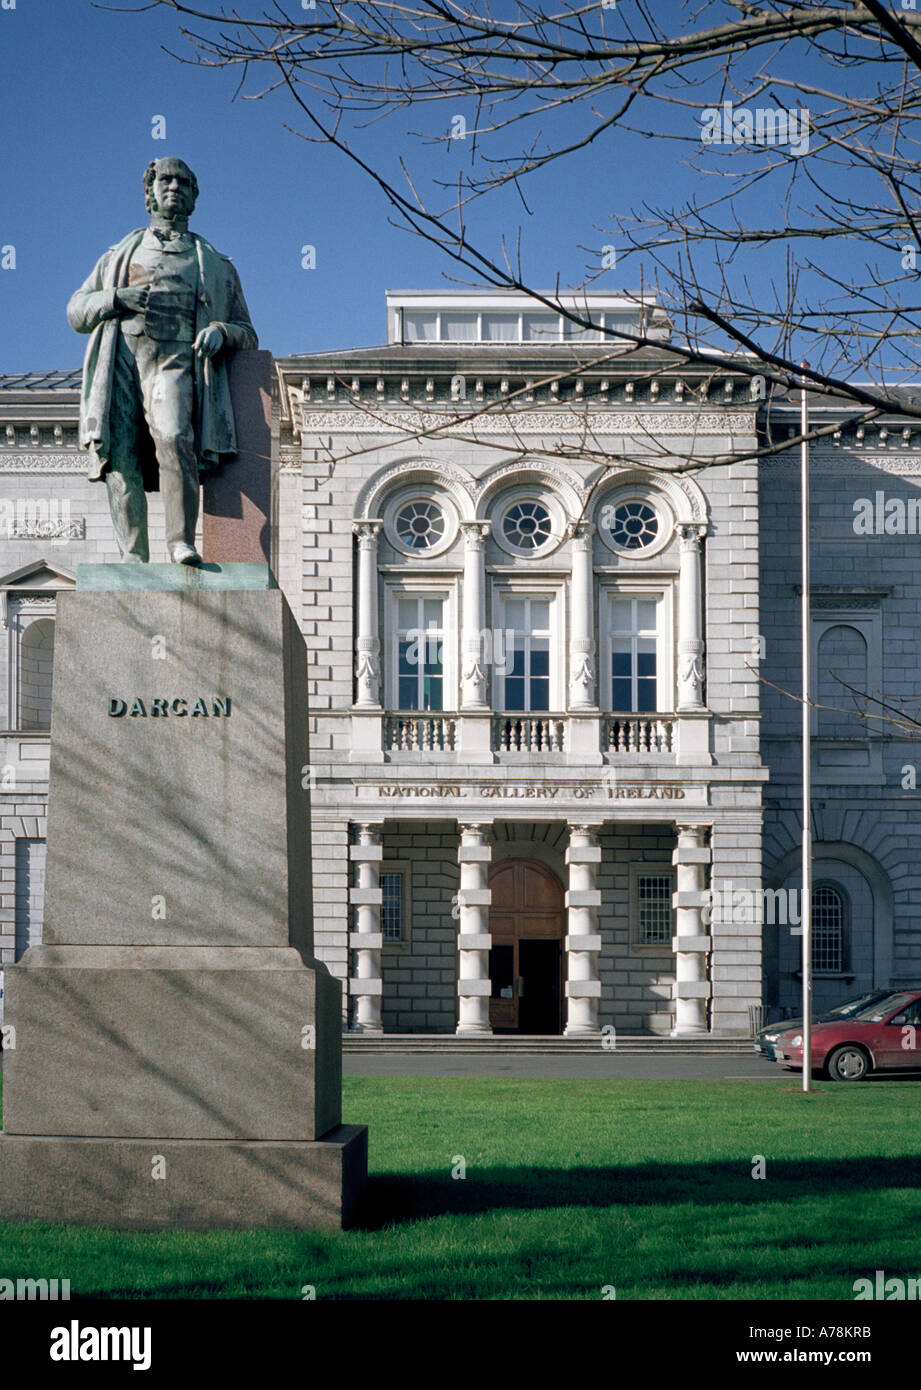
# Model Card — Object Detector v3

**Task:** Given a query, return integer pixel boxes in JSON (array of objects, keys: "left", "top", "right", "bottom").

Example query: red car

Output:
[{"left": 776, "top": 990, "right": 921, "bottom": 1081}]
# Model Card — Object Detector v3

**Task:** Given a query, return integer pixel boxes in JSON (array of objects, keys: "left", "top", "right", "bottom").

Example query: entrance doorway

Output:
[{"left": 488, "top": 859, "right": 565, "bottom": 1033}]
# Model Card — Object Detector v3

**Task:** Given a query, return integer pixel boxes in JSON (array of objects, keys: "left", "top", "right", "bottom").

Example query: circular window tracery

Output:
[
  {"left": 502, "top": 500, "right": 554, "bottom": 553},
  {"left": 609, "top": 501, "right": 659, "bottom": 550},
  {"left": 394, "top": 499, "right": 446, "bottom": 551}
]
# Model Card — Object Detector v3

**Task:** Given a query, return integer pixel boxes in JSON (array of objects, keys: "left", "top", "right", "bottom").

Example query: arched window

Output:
[
  {"left": 812, "top": 883, "right": 847, "bottom": 973},
  {"left": 816, "top": 625, "right": 867, "bottom": 737},
  {"left": 19, "top": 618, "right": 55, "bottom": 731}
]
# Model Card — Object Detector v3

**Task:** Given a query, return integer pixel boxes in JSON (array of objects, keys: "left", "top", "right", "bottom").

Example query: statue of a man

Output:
[{"left": 67, "top": 158, "right": 258, "bottom": 565}]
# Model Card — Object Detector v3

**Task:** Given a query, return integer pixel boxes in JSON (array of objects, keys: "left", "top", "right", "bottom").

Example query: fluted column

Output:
[
  {"left": 460, "top": 521, "right": 492, "bottom": 710},
  {"left": 349, "top": 823, "right": 384, "bottom": 1034},
  {"left": 677, "top": 524, "right": 706, "bottom": 711},
  {"left": 353, "top": 520, "right": 382, "bottom": 709},
  {"left": 671, "top": 824, "right": 711, "bottom": 1036},
  {"left": 564, "top": 823, "right": 603, "bottom": 1036},
  {"left": 456, "top": 822, "right": 493, "bottom": 1035},
  {"left": 568, "top": 522, "right": 597, "bottom": 711}
]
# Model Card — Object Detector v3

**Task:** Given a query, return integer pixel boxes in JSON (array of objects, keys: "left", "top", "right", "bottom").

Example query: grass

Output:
[{"left": 2, "top": 1075, "right": 921, "bottom": 1299}]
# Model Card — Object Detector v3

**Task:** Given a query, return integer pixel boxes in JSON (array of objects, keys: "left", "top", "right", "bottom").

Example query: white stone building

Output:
[{"left": 1, "top": 291, "right": 919, "bottom": 1036}]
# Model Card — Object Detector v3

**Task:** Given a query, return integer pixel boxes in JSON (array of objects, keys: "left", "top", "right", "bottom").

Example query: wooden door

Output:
[{"left": 488, "top": 859, "right": 565, "bottom": 1032}]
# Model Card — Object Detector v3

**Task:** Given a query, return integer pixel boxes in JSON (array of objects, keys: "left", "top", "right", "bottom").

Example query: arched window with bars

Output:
[{"left": 812, "top": 883, "right": 847, "bottom": 974}]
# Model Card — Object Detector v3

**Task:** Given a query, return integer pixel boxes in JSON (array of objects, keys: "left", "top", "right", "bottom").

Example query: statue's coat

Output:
[{"left": 67, "top": 229, "right": 258, "bottom": 491}]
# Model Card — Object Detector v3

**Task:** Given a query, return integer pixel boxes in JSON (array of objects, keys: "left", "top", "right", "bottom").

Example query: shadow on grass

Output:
[{"left": 354, "top": 1154, "right": 921, "bottom": 1230}]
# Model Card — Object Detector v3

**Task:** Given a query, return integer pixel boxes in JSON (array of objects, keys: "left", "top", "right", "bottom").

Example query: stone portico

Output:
[{"left": 311, "top": 780, "right": 765, "bottom": 1038}]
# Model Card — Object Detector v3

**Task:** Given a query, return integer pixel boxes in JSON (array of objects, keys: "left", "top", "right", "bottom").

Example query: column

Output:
[
  {"left": 460, "top": 521, "right": 491, "bottom": 710},
  {"left": 671, "top": 824, "right": 711, "bottom": 1036},
  {"left": 564, "top": 823, "right": 603, "bottom": 1036},
  {"left": 567, "top": 522, "right": 597, "bottom": 710},
  {"left": 349, "top": 823, "right": 384, "bottom": 1034},
  {"left": 353, "top": 520, "right": 382, "bottom": 709},
  {"left": 456, "top": 822, "right": 493, "bottom": 1035},
  {"left": 676, "top": 524, "right": 706, "bottom": 711}
]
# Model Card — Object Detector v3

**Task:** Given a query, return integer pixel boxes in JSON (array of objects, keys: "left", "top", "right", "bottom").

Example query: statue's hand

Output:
[
  {"left": 115, "top": 284, "right": 150, "bottom": 314},
  {"left": 194, "top": 324, "right": 226, "bottom": 358}
]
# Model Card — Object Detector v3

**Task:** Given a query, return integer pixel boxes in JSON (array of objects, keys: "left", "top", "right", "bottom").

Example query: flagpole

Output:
[{"left": 801, "top": 363, "right": 812, "bottom": 1094}]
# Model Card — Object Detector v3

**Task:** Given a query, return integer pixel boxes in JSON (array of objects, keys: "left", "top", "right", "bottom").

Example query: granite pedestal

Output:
[{"left": 0, "top": 563, "right": 367, "bottom": 1230}]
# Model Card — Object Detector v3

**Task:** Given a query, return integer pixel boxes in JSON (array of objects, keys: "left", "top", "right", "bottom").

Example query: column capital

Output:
[
  {"left": 353, "top": 821, "right": 384, "bottom": 843},
  {"left": 675, "top": 822, "right": 708, "bottom": 842},
  {"left": 353, "top": 518, "right": 383, "bottom": 548},
  {"left": 458, "top": 820, "right": 492, "bottom": 839},
  {"left": 459, "top": 519, "right": 492, "bottom": 549},
  {"left": 567, "top": 821, "right": 605, "bottom": 840},
  {"left": 566, "top": 521, "right": 596, "bottom": 549},
  {"left": 678, "top": 522, "right": 707, "bottom": 547}
]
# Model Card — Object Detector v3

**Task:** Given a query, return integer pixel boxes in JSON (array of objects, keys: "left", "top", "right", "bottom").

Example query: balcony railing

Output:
[
  {"left": 493, "top": 715, "right": 567, "bottom": 753},
  {"left": 385, "top": 713, "right": 458, "bottom": 752},
  {"left": 380, "top": 711, "right": 681, "bottom": 756},
  {"left": 604, "top": 715, "right": 675, "bottom": 754}
]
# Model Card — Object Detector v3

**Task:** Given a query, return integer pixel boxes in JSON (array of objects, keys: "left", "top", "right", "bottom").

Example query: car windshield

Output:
[
  {"left": 824, "top": 990, "right": 893, "bottom": 1019},
  {"left": 852, "top": 993, "right": 917, "bottom": 1022}
]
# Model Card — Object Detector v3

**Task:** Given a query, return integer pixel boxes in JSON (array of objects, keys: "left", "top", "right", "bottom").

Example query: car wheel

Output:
[{"left": 826, "top": 1044, "right": 871, "bottom": 1082}]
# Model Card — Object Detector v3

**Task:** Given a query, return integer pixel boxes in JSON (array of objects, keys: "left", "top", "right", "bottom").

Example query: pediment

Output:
[{"left": 0, "top": 559, "right": 76, "bottom": 590}]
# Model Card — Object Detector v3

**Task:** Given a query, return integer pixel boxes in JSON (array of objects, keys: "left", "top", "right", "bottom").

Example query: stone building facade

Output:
[
  {"left": 759, "top": 393, "right": 921, "bottom": 1017},
  {"left": 1, "top": 291, "right": 919, "bottom": 1036}
]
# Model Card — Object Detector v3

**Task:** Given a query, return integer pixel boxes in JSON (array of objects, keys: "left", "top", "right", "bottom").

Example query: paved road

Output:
[{"left": 344, "top": 1053, "right": 791, "bottom": 1079}]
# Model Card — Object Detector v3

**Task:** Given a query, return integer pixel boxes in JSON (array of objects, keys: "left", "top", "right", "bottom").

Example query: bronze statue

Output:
[{"left": 68, "top": 158, "right": 258, "bottom": 564}]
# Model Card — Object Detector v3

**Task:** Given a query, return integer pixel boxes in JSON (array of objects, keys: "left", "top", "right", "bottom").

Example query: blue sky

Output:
[{"left": 0, "top": 0, "right": 891, "bottom": 375}]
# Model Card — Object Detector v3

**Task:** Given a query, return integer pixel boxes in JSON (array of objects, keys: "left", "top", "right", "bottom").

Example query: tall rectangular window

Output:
[
  {"left": 397, "top": 596, "right": 444, "bottom": 711},
  {"left": 14, "top": 837, "right": 45, "bottom": 960},
  {"left": 635, "top": 872, "right": 673, "bottom": 946},
  {"left": 812, "top": 885, "right": 845, "bottom": 973},
  {"left": 503, "top": 596, "right": 551, "bottom": 711},
  {"left": 381, "top": 871, "right": 404, "bottom": 943},
  {"left": 610, "top": 595, "right": 659, "bottom": 712}
]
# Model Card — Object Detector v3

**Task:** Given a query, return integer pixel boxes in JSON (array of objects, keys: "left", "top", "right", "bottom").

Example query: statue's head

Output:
[{"left": 143, "top": 157, "right": 198, "bottom": 218}]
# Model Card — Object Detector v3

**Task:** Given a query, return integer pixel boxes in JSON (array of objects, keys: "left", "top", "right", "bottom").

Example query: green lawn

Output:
[{"left": 2, "top": 1075, "right": 920, "bottom": 1299}]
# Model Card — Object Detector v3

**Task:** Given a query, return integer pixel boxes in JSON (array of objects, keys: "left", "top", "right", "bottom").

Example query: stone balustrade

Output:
[{"left": 385, "top": 714, "right": 458, "bottom": 752}]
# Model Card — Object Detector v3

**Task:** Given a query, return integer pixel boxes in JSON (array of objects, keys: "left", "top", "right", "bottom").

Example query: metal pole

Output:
[{"left": 801, "top": 364, "right": 812, "bottom": 1093}]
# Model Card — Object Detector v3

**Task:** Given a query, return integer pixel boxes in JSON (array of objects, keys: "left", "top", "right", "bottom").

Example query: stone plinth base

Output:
[
  {"left": 3, "top": 946, "right": 342, "bottom": 1141},
  {"left": 43, "top": 581, "right": 311, "bottom": 951},
  {"left": 0, "top": 1126, "right": 368, "bottom": 1231}
]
